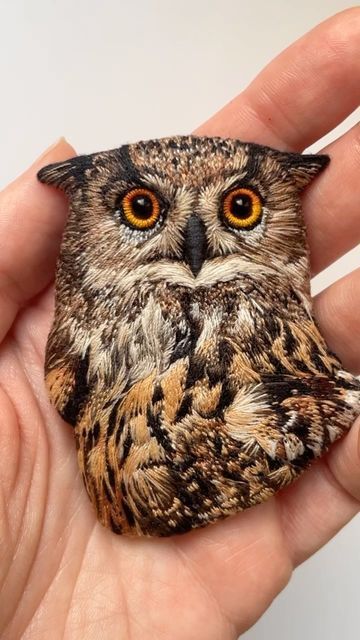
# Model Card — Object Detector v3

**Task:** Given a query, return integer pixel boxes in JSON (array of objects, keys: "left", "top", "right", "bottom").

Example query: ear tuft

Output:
[
  {"left": 280, "top": 152, "right": 330, "bottom": 190},
  {"left": 37, "top": 155, "right": 92, "bottom": 193}
]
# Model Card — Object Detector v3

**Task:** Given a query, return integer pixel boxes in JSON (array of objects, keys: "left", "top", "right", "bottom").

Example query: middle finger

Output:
[{"left": 304, "top": 122, "right": 360, "bottom": 276}]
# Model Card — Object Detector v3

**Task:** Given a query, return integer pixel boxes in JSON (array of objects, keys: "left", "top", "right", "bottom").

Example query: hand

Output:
[{"left": 1, "top": 8, "right": 359, "bottom": 639}]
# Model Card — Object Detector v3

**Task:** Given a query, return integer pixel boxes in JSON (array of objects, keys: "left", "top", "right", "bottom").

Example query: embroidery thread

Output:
[{"left": 38, "top": 136, "right": 360, "bottom": 537}]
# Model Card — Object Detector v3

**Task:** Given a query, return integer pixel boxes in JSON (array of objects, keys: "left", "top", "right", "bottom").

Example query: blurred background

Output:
[{"left": 0, "top": 1, "right": 359, "bottom": 638}]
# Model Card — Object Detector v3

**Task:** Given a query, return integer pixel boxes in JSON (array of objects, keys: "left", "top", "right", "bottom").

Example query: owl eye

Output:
[
  {"left": 120, "top": 188, "right": 161, "bottom": 230},
  {"left": 222, "top": 187, "right": 262, "bottom": 230}
]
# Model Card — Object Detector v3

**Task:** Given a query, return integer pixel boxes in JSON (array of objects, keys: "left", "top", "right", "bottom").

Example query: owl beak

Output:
[{"left": 183, "top": 214, "right": 208, "bottom": 277}]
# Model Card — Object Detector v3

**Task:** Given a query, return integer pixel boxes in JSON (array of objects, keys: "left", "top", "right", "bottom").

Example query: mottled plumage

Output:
[{"left": 38, "top": 136, "right": 360, "bottom": 536}]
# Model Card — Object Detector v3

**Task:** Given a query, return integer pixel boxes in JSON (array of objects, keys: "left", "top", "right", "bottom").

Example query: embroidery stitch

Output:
[{"left": 38, "top": 136, "right": 360, "bottom": 537}]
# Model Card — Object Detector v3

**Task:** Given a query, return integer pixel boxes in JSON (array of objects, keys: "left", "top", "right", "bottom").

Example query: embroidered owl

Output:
[{"left": 38, "top": 136, "right": 360, "bottom": 537}]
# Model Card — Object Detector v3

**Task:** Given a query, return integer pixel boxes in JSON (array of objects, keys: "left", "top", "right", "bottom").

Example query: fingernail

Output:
[{"left": 37, "top": 137, "right": 68, "bottom": 162}]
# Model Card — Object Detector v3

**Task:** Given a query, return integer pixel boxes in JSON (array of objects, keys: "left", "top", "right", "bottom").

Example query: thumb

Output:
[{"left": 0, "top": 138, "right": 76, "bottom": 342}]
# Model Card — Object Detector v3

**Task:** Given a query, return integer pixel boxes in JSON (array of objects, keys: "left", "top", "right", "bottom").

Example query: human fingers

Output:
[
  {"left": 196, "top": 8, "right": 360, "bottom": 151},
  {"left": 313, "top": 267, "right": 360, "bottom": 374},
  {"left": 304, "top": 123, "right": 360, "bottom": 276}
]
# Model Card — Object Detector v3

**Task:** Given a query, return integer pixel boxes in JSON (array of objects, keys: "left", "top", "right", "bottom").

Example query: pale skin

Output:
[{"left": 0, "top": 8, "right": 360, "bottom": 639}]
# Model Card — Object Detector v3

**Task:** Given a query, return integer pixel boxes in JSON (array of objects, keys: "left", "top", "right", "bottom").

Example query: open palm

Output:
[{"left": 1, "top": 9, "right": 360, "bottom": 640}]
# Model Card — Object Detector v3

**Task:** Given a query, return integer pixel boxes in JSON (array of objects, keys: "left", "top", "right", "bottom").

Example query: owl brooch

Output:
[{"left": 38, "top": 136, "right": 360, "bottom": 537}]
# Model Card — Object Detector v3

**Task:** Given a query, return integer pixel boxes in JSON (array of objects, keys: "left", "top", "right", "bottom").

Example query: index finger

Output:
[{"left": 196, "top": 7, "right": 360, "bottom": 151}]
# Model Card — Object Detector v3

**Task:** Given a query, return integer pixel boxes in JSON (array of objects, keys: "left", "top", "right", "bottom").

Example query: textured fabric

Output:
[{"left": 37, "top": 136, "right": 360, "bottom": 537}]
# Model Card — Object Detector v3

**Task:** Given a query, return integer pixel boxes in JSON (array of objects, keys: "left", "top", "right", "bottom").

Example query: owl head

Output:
[{"left": 38, "top": 136, "right": 328, "bottom": 290}]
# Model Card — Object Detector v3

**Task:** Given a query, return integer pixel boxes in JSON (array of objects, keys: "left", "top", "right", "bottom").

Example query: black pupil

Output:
[
  {"left": 131, "top": 194, "right": 153, "bottom": 219},
  {"left": 230, "top": 193, "right": 253, "bottom": 218}
]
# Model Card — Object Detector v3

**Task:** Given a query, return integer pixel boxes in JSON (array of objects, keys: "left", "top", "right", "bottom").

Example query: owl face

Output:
[{"left": 38, "top": 136, "right": 328, "bottom": 289}]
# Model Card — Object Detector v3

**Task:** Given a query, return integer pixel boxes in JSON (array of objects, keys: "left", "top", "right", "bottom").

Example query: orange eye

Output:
[
  {"left": 222, "top": 187, "right": 262, "bottom": 230},
  {"left": 120, "top": 188, "right": 161, "bottom": 230}
]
